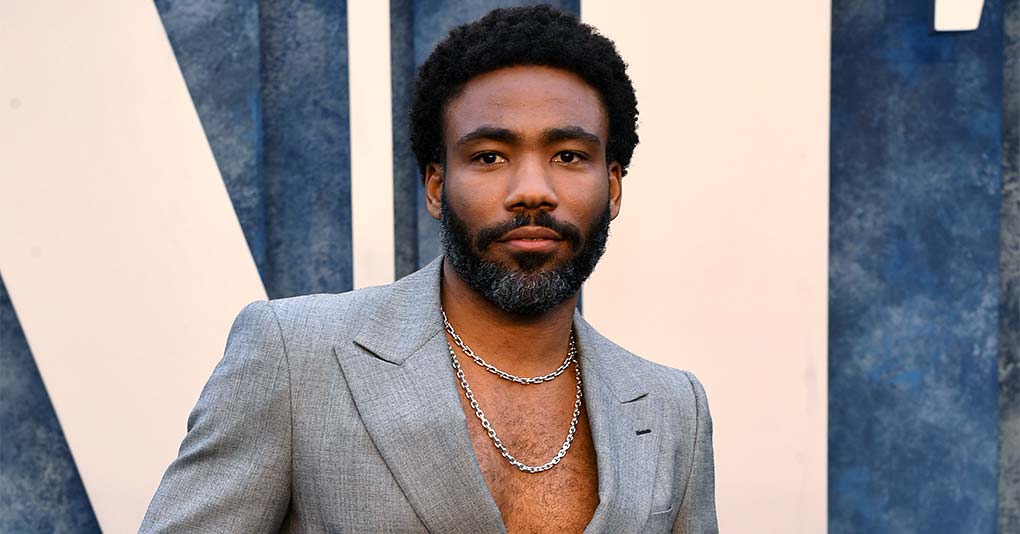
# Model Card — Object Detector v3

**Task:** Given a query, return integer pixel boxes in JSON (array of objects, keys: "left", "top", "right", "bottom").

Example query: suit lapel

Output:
[
  {"left": 336, "top": 259, "right": 505, "bottom": 534},
  {"left": 333, "top": 257, "right": 661, "bottom": 533},
  {"left": 575, "top": 313, "right": 662, "bottom": 534}
]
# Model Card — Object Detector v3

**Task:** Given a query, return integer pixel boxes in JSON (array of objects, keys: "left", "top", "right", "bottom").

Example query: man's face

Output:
[{"left": 425, "top": 65, "right": 623, "bottom": 315}]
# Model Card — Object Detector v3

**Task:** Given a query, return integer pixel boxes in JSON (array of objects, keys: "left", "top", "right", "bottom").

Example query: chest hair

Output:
[{"left": 456, "top": 371, "right": 600, "bottom": 532}]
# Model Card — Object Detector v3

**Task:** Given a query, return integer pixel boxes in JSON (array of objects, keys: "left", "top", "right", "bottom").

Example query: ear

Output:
[
  {"left": 424, "top": 161, "right": 444, "bottom": 220},
  {"left": 607, "top": 161, "right": 623, "bottom": 220}
]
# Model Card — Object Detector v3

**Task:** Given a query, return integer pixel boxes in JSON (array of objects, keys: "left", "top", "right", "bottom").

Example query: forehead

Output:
[{"left": 443, "top": 65, "right": 608, "bottom": 141}]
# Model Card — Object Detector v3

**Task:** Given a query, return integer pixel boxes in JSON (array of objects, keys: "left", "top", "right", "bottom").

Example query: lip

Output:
[
  {"left": 496, "top": 226, "right": 563, "bottom": 253},
  {"left": 497, "top": 227, "right": 562, "bottom": 242}
]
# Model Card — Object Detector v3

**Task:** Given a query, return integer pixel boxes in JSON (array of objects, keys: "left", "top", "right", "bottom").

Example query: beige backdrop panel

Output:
[
  {"left": 581, "top": 2, "right": 829, "bottom": 533},
  {"left": 349, "top": 0, "right": 395, "bottom": 289},
  {"left": 0, "top": 2, "right": 267, "bottom": 532}
]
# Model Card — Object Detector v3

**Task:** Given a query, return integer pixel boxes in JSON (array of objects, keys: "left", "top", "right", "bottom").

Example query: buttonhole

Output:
[
  {"left": 636, "top": 429, "right": 651, "bottom": 436},
  {"left": 621, "top": 393, "right": 648, "bottom": 404}
]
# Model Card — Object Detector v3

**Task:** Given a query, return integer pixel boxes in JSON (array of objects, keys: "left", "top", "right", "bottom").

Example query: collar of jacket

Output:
[{"left": 351, "top": 256, "right": 648, "bottom": 404}]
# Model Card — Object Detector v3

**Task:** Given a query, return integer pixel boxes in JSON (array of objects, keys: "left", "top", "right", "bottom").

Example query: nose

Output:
[{"left": 503, "top": 155, "right": 559, "bottom": 213}]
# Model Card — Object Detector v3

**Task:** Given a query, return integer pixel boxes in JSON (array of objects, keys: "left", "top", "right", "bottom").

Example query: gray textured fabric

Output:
[{"left": 140, "top": 258, "right": 717, "bottom": 533}]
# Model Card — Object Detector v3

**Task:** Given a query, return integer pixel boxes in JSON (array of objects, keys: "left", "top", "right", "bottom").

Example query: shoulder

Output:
[
  {"left": 619, "top": 346, "right": 709, "bottom": 408},
  {"left": 263, "top": 283, "right": 388, "bottom": 328},
  {"left": 222, "top": 283, "right": 393, "bottom": 359},
  {"left": 578, "top": 319, "right": 708, "bottom": 409},
  {"left": 257, "top": 259, "right": 439, "bottom": 335},
  {"left": 580, "top": 325, "right": 711, "bottom": 436}
]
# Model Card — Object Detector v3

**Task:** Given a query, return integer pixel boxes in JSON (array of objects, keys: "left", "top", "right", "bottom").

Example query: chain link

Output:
[
  {"left": 449, "top": 342, "right": 583, "bottom": 474},
  {"left": 442, "top": 309, "right": 576, "bottom": 385}
]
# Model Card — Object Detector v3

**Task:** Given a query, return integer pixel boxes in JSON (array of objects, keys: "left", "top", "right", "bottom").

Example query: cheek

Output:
[
  {"left": 443, "top": 181, "right": 505, "bottom": 226},
  {"left": 558, "top": 177, "right": 611, "bottom": 219}
]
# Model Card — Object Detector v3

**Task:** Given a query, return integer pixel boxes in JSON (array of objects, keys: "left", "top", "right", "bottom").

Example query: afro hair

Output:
[{"left": 409, "top": 5, "right": 639, "bottom": 177}]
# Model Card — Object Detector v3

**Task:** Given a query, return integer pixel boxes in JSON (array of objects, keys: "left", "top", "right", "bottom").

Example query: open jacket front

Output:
[{"left": 140, "top": 257, "right": 718, "bottom": 533}]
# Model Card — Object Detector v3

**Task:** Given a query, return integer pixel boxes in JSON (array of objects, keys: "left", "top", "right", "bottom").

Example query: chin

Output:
[{"left": 502, "top": 250, "right": 566, "bottom": 273}]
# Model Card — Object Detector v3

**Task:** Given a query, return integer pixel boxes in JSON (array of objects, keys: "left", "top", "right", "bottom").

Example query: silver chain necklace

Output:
[
  {"left": 442, "top": 312, "right": 582, "bottom": 474},
  {"left": 442, "top": 310, "right": 576, "bottom": 384}
]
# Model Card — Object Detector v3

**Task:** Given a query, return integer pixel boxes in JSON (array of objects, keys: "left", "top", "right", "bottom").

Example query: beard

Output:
[{"left": 440, "top": 194, "right": 611, "bottom": 316}]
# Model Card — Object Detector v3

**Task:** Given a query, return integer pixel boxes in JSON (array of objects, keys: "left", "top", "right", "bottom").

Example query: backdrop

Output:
[{"left": 0, "top": 1, "right": 1016, "bottom": 533}]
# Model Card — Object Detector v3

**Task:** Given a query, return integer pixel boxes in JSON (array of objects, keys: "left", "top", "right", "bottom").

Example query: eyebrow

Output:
[
  {"left": 540, "top": 126, "right": 602, "bottom": 146},
  {"left": 455, "top": 126, "right": 518, "bottom": 146},
  {"left": 454, "top": 125, "right": 602, "bottom": 147}
]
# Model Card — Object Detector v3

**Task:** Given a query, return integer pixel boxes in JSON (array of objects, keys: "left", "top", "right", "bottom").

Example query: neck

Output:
[{"left": 439, "top": 259, "right": 577, "bottom": 373}]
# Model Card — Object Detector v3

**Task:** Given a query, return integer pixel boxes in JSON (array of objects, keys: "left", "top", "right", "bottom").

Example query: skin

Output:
[{"left": 425, "top": 65, "right": 623, "bottom": 532}]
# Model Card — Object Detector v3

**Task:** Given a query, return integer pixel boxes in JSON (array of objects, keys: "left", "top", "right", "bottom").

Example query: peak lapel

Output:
[
  {"left": 575, "top": 313, "right": 662, "bottom": 534},
  {"left": 336, "top": 258, "right": 505, "bottom": 534}
]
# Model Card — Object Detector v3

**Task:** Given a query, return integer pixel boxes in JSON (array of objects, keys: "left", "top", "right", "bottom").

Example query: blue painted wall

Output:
[
  {"left": 829, "top": 1, "right": 1003, "bottom": 532},
  {"left": 998, "top": 0, "right": 1019, "bottom": 531},
  {"left": 257, "top": 0, "right": 353, "bottom": 297},
  {"left": 157, "top": 0, "right": 353, "bottom": 299}
]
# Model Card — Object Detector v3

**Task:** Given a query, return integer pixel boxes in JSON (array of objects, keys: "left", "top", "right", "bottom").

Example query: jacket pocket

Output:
[{"left": 643, "top": 504, "right": 676, "bottom": 533}]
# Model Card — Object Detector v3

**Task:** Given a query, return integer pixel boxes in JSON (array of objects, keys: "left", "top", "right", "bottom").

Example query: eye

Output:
[
  {"left": 473, "top": 152, "right": 507, "bottom": 165},
  {"left": 554, "top": 151, "right": 586, "bottom": 164}
]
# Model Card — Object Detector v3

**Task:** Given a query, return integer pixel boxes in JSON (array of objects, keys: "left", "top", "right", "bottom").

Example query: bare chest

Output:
[{"left": 455, "top": 370, "right": 599, "bottom": 533}]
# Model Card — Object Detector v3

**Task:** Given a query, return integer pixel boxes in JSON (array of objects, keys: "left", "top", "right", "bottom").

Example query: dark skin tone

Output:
[{"left": 425, "top": 65, "right": 623, "bottom": 533}]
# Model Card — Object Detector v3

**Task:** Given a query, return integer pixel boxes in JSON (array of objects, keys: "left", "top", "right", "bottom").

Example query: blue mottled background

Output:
[
  {"left": 829, "top": 1, "right": 1005, "bottom": 532},
  {"left": 155, "top": 0, "right": 354, "bottom": 299},
  {"left": 999, "top": 0, "right": 1019, "bottom": 532}
]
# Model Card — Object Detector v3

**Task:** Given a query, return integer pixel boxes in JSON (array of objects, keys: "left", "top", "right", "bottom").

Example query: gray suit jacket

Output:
[{"left": 140, "top": 258, "right": 717, "bottom": 533}]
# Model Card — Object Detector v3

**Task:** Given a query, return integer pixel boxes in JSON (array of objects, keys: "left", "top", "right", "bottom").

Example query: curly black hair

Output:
[{"left": 409, "top": 5, "right": 639, "bottom": 177}]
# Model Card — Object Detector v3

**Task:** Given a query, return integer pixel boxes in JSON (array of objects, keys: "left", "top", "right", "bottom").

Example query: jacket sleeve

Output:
[
  {"left": 139, "top": 301, "right": 292, "bottom": 533},
  {"left": 673, "top": 371, "right": 718, "bottom": 534}
]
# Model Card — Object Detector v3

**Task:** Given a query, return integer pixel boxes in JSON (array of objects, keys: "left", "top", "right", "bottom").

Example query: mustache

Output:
[{"left": 475, "top": 211, "right": 583, "bottom": 252}]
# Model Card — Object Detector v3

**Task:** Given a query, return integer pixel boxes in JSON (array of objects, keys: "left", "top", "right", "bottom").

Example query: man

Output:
[{"left": 141, "top": 5, "right": 716, "bottom": 533}]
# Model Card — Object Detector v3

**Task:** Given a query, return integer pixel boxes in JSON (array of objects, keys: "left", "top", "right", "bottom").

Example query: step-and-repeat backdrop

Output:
[{"left": 1, "top": 1, "right": 1015, "bottom": 532}]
